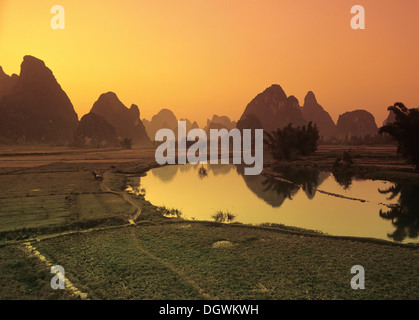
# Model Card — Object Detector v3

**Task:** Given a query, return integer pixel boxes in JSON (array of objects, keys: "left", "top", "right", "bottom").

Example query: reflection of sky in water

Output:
[{"left": 135, "top": 164, "right": 418, "bottom": 243}]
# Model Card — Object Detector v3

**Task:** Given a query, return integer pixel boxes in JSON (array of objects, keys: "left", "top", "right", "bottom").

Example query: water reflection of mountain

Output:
[
  {"left": 332, "top": 169, "right": 355, "bottom": 190},
  {"left": 379, "top": 184, "right": 419, "bottom": 242},
  {"left": 241, "top": 174, "right": 299, "bottom": 207},
  {"left": 151, "top": 165, "right": 179, "bottom": 182},
  {"left": 207, "top": 164, "right": 234, "bottom": 176},
  {"left": 237, "top": 166, "right": 328, "bottom": 208},
  {"left": 273, "top": 167, "right": 329, "bottom": 199},
  {"left": 179, "top": 164, "right": 193, "bottom": 173}
]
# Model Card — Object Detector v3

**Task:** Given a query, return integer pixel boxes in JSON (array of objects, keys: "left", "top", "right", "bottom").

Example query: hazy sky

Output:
[{"left": 0, "top": 0, "right": 418, "bottom": 126}]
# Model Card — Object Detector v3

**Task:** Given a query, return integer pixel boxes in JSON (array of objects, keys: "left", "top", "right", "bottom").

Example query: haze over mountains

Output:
[
  {"left": 335, "top": 110, "right": 379, "bottom": 139},
  {"left": 238, "top": 84, "right": 382, "bottom": 140},
  {"left": 0, "top": 56, "right": 150, "bottom": 145},
  {"left": 141, "top": 109, "right": 236, "bottom": 141},
  {"left": 0, "top": 56, "right": 404, "bottom": 146},
  {"left": 203, "top": 115, "right": 236, "bottom": 133},
  {"left": 143, "top": 109, "right": 179, "bottom": 140}
]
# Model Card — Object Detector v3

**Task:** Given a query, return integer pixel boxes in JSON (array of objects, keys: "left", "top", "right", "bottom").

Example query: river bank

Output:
[{"left": 0, "top": 145, "right": 418, "bottom": 299}]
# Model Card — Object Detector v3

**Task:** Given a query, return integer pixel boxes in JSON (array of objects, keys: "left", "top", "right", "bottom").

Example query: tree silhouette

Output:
[
  {"left": 379, "top": 102, "right": 419, "bottom": 169},
  {"left": 236, "top": 113, "right": 263, "bottom": 131},
  {"left": 378, "top": 184, "right": 419, "bottom": 242},
  {"left": 264, "top": 122, "right": 320, "bottom": 160},
  {"left": 332, "top": 170, "right": 354, "bottom": 190},
  {"left": 120, "top": 137, "right": 133, "bottom": 149}
]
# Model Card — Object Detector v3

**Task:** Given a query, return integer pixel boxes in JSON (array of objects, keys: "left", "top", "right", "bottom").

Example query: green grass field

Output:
[
  {"left": 11, "top": 222, "right": 416, "bottom": 300},
  {"left": 0, "top": 245, "right": 74, "bottom": 300}
]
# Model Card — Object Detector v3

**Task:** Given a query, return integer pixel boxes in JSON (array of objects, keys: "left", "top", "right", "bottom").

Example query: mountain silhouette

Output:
[
  {"left": 73, "top": 112, "right": 118, "bottom": 147},
  {"left": 142, "top": 108, "right": 178, "bottom": 140},
  {"left": 204, "top": 115, "right": 236, "bottom": 133},
  {"left": 301, "top": 91, "right": 336, "bottom": 139},
  {"left": 383, "top": 110, "right": 396, "bottom": 125},
  {"left": 0, "top": 67, "right": 18, "bottom": 101},
  {"left": 336, "top": 110, "right": 379, "bottom": 138},
  {"left": 179, "top": 118, "right": 199, "bottom": 131},
  {"left": 0, "top": 57, "right": 399, "bottom": 146},
  {"left": 236, "top": 113, "right": 263, "bottom": 132},
  {"left": 90, "top": 92, "right": 150, "bottom": 145},
  {"left": 0, "top": 56, "right": 79, "bottom": 143},
  {"left": 239, "top": 84, "right": 306, "bottom": 133}
]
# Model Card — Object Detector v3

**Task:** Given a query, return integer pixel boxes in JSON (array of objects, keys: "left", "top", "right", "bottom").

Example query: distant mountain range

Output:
[
  {"left": 0, "top": 56, "right": 150, "bottom": 145},
  {"left": 143, "top": 109, "right": 179, "bottom": 140},
  {"left": 0, "top": 56, "right": 406, "bottom": 146},
  {"left": 238, "top": 84, "right": 384, "bottom": 140},
  {"left": 142, "top": 110, "right": 237, "bottom": 140}
]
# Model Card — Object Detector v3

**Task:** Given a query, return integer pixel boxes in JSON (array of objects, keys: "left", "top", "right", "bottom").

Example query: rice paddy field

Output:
[{"left": 0, "top": 145, "right": 418, "bottom": 300}]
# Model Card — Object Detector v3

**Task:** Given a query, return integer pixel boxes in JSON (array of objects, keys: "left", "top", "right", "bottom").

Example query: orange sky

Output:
[{"left": 0, "top": 0, "right": 418, "bottom": 126}]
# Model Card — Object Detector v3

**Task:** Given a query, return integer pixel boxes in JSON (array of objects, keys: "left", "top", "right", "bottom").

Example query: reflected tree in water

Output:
[
  {"left": 332, "top": 170, "right": 354, "bottom": 190},
  {"left": 273, "top": 166, "right": 326, "bottom": 199},
  {"left": 261, "top": 178, "right": 299, "bottom": 202},
  {"left": 151, "top": 165, "right": 179, "bottom": 183},
  {"left": 332, "top": 151, "right": 355, "bottom": 190},
  {"left": 207, "top": 164, "right": 233, "bottom": 176},
  {"left": 379, "top": 184, "right": 419, "bottom": 242},
  {"left": 198, "top": 166, "right": 208, "bottom": 179}
]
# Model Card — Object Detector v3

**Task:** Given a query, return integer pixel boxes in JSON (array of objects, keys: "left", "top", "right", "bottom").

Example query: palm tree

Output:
[{"left": 379, "top": 102, "right": 419, "bottom": 170}]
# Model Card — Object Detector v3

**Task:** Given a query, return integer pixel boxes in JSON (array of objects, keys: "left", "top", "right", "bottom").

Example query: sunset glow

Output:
[{"left": 0, "top": 0, "right": 418, "bottom": 125}]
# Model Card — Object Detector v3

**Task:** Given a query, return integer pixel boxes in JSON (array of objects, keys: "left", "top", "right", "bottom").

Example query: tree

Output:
[
  {"left": 379, "top": 103, "right": 419, "bottom": 169},
  {"left": 120, "top": 137, "right": 133, "bottom": 150},
  {"left": 264, "top": 122, "right": 320, "bottom": 161},
  {"left": 236, "top": 113, "right": 263, "bottom": 132}
]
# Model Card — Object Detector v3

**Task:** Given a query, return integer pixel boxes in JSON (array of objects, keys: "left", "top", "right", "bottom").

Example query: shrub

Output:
[
  {"left": 211, "top": 211, "right": 236, "bottom": 223},
  {"left": 264, "top": 122, "right": 320, "bottom": 160}
]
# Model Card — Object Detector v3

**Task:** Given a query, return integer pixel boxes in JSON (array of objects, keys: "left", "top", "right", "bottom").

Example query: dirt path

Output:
[
  {"left": 128, "top": 227, "right": 217, "bottom": 300},
  {"left": 22, "top": 242, "right": 89, "bottom": 300},
  {"left": 100, "top": 170, "right": 142, "bottom": 224}
]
